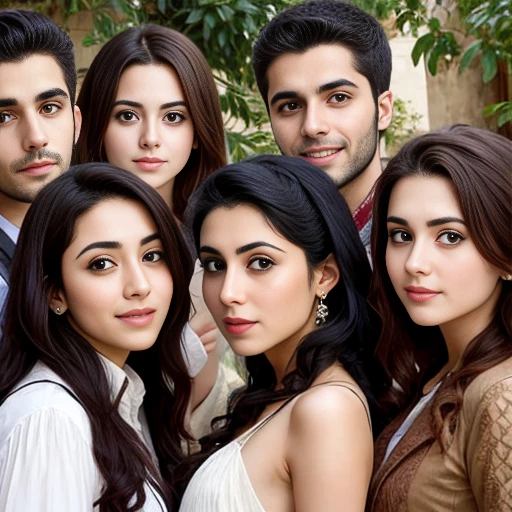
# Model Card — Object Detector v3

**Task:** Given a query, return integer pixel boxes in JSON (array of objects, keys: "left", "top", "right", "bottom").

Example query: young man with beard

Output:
[
  {"left": 252, "top": 0, "right": 393, "bottom": 254},
  {"left": 0, "top": 10, "right": 81, "bottom": 312}
]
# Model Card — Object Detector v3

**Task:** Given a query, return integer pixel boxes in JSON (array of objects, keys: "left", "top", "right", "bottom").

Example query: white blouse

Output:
[{"left": 0, "top": 357, "right": 167, "bottom": 511}]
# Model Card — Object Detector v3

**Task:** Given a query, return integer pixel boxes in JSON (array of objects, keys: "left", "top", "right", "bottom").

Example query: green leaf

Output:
[
  {"left": 483, "top": 101, "right": 509, "bottom": 116},
  {"left": 427, "top": 44, "right": 444, "bottom": 76},
  {"left": 428, "top": 17, "right": 441, "bottom": 32},
  {"left": 217, "top": 29, "right": 227, "bottom": 48},
  {"left": 185, "top": 9, "right": 204, "bottom": 24},
  {"left": 204, "top": 12, "right": 216, "bottom": 30},
  {"left": 412, "top": 33, "right": 435, "bottom": 66},
  {"left": 459, "top": 40, "right": 482, "bottom": 72},
  {"left": 497, "top": 108, "right": 512, "bottom": 127},
  {"left": 482, "top": 50, "right": 498, "bottom": 82}
]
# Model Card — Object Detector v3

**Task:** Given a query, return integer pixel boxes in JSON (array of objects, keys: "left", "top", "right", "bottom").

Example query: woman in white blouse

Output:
[{"left": 0, "top": 163, "right": 194, "bottom": 511}]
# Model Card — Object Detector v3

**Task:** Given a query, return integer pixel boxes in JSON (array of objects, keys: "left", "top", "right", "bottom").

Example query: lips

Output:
[
  {"left": 116, "top": 308, "right": 156, "bottom": 327},
  {"left": 19, "top": 161, "right": 56, "bottom": 176},
  {"left": 405, "top": 286, "right": 441, "bottom": 303},
  {"left": 299, "top": 148, "right": 342, "bottom": 166},
  {"left": 223, "top": 317, "right": 257, "bottom": 335},
  {"left": 133, "top": 157, "right": 166, "bottom": 171},
  {"left": 302, "top": 149, "right": 339, "bottom": 158}
]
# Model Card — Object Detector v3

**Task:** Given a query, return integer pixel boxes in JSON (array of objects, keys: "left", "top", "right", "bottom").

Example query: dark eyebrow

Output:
[
  {"left": 161, "top": 101, "right": 187, "bottom": 110},
  {"left": 76, "top": 241, "right": 121, "bottom": 259},
  {"left": 113, "top": 100, "right": 142, "bottom": 109},
  {"left": 236, "top": 241, "right": 285, "bottom": 255},
  {"left": 199, "top": 245, "right": 221, "bottom": 256},
  {"left": 76, "top": 233, "right": 160, "bottom": 259},
  {"left": 35, "top": 88, "right": 69, "bottom": 102},
  {"left": 270, "top": 90, "right": 298, "bottom": 107},
  {"left": 427, "top": 217, "right": 466, "bottom": 227},
  {"left": 387, "top": 216, "right": 408, "bottom": 226},
  {"left": 0, "top": 98, "right": 18, "bottom": 108},
  {"left": 317, "top": 79, "right": 358, "bottom": 94}
]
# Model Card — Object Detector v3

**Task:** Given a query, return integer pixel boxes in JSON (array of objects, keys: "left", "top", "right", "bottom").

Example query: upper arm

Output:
[
  {"left": 286, "top": 386, "right": 373, "bottom": 512},
  {"left": 0, "top": 407, "right": 98, "bottom": 512},
  {"left": 466, "top": 379, "right": 512, "bottom": 511}
]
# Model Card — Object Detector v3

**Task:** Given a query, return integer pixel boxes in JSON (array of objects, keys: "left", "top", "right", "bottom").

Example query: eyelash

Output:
[
  {"left": 114, "top": 110, "right": 186, "bottom": 124},
  {"left": 201, "top": 256, "right": 276, "bottom": 273},
  {"left": 87, "top": 250, "right": 164, "bottom": 272},
  {"left": 388, "top": 229, "right": 466, "bottom": 246}
]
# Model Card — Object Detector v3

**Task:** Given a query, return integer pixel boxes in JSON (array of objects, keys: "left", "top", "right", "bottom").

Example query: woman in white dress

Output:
[
  {"left": 0, "top": 163, "right": 194, "bottom": 511},
  {"left": 178, "top": 155, "right": 383, "bottom": 512}
]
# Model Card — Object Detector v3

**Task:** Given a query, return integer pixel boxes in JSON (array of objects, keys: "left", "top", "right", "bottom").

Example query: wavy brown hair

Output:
[
  {"left": 75, "top": 25, "right": 226, "bottom": 220},
  {"left": 370, "top": 125, "right": 512, "bottom": 449},
  {"left": 0, "top": 163, "right": 194, "bottom": 510}
]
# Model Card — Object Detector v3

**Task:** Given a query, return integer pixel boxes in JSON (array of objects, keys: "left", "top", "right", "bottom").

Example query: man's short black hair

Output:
[
  {"left": 0, "top": 10, "right": 76, "bottom": 104},
  {"left": 252, "top": 0, "right": 391, "bottom": 108}
]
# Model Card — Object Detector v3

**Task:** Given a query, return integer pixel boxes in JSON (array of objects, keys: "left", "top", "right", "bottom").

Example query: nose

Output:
[
  {"left": 300, "top": 105, "right": 330, "bottom": 138},
  {"left": 404, "top": 239, "right": 432, "bottom": 276},
  {"left": 123, "top": 262, "right": 151, "bottom": 299},
  {"left": 139, "top": 119, "right": 161, "bottom": 149},
  {"left": 219, "top": 268, "right": 246, "bottom": 306},
  {"left": 22, "top": 114, "right": 49, "bottom": 151}
]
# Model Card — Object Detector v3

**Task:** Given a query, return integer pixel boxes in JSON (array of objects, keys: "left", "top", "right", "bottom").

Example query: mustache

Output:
[{"left": 10, "top": 149, "right": 64, "bottom": 172}]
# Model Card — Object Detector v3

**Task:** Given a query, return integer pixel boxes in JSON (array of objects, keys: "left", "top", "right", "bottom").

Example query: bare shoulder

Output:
[{"left": 288, "top": 384, "right": 370, "bottom": 435}]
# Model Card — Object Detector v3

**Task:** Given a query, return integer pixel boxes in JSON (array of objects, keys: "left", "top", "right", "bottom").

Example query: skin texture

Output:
[
  {"left": 386, "top": 175, "right": 503, "bottom": 370},
  {"left": 104, "top": 64, "right": 196, "bottom": 209},
  {"left": 266, "top": 44, "right": 392, "bottom": 213},
  {"left": 0, "top": 55, "right": 81, "bottom": 226},
  {"left": 50, "top": 198, "right": 174, "bottom": 367},
  {"left": 198, "top": 204, "right": 372, "bottom": 511}
]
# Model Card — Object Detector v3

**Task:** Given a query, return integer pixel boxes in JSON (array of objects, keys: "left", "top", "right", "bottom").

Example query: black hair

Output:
[
  {"left": 186, "top": 154, "right": 382, "bottom": 448},
  {"left": 252, "top": 0, "right": 391, "bottom": 107},
  {"left": 0, "top": 9, "right": 77, "bottom": 104},
  {"left": 0, "top": 163, "right": 194, "bottom": 510}
]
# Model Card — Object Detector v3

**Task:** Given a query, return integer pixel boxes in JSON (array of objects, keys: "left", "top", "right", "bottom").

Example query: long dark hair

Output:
[
  {"left": 75, "top": 24, "right": 226, "bottom": 220},
  {"left": 187, "top": 155, "right": 381, "bottom": 446},
  {"left": 0, "top": 163, "right": 194, "bottom": 510},
  {"left": 370, "top": 125, "right": 512, "bottom": 448}
]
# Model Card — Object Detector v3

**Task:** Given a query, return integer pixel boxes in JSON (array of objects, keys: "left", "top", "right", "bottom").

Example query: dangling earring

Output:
[{"left": 315, "top": 291, "right": 329, "bottom": 326}]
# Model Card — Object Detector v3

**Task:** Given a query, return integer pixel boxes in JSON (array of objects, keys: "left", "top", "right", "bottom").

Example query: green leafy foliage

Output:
[{"left": 385, "top": 97, "right": 422, "bottom": 151}]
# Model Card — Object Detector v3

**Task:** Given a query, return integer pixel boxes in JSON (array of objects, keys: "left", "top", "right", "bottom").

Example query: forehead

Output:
[
  {"left": 0, "top": 54, "right": 69, "bottom": 103},
  {"left": 266, "top": 44, "right": 371, "bottom": 98},
  {"left": 388, "top": 175, "right": 462, "bottom": 217}
]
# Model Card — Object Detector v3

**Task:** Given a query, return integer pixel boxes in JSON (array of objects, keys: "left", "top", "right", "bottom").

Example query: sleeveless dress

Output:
[{"left": 179, "top": 382, "right": 371, "bottom": 512}]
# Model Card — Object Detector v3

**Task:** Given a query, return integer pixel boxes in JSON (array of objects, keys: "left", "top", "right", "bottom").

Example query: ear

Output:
[
  {"left": 48, "top": 286, "right": 68, "bottom": 316},
  {"left": 73, "top": 105, "right": 82, "bottom": 144},
  {"left": 377, "top": 90, "right": 393, "bottom": 132},
  {"left": 313, "top": 254, "right": 340, "bottom": 296}
]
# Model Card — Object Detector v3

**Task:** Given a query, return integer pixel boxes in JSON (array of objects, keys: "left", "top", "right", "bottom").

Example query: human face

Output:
[
  {"left": 0, "top": 55, "right": 80, "bottom": 204},
  {"left": 266, "top": 45, "right": 392, "bottom": 209},
  {"left": 104, "top": 64, "right": 196, "bottom": 205},
  {"left": 386, "top": 175, "right": 502, "bottom": 343},
  {"left": 55, "top": 198, "right": 174, "bottom": 367},
  {"left": 199, "top": 205, "right": 319, "bottom": 362}
]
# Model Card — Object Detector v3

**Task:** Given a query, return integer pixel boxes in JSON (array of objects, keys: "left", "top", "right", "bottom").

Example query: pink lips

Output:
[
  {"left": 116, "top": 308, "right": 156, "bottom": 327},
  {"left": 405, "top": 286, "right": 441, "bottom": 303},
  {"left": 224, "top": 317, "right": 257, "bottom": 335},
  {"left": 19, "top": 161, "right": 56, "bottom": 176},
  {"left": 133, "top": 157, "right": 166, "bottom": 171}
]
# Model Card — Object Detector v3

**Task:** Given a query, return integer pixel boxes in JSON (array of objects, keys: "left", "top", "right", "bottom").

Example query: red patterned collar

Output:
[{"left": 352, "top": 189, "right": 374, "bottom": 232}]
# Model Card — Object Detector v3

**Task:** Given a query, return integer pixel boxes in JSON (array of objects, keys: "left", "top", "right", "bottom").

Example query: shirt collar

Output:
[{"left": 0, "top": 214, "right": 20, "bottom": 244}]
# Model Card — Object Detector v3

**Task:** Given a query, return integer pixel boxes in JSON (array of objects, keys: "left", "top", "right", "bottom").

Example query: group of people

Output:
[{"left": 0, "top": 1, "right": 510, "bottom": 511}]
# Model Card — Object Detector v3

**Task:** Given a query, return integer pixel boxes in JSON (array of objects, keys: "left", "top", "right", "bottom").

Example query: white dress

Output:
[{"left": 0, "top": 357, "right": 167, "bottom": 511}]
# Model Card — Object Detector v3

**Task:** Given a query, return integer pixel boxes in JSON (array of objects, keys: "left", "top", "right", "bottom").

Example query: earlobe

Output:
[
  {"left": 377, "top": 91, "right": 393, "bottom": 131},
  {"left": 74, "top": 105, "right": 82, "bottom": 143},
  {"left": 315, "top": 254, "right": 340, "bottom": 295},
  {"left": 48, "top": 287, "right": 68, "bottom": 316}
]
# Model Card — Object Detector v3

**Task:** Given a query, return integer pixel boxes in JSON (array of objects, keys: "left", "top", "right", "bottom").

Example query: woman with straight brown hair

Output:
[
  {"left": 76, "top": 25, "right": 238, "bottom": 418},
  {"left": 368, "top": 125, "right": 512, "bottom": 511}
]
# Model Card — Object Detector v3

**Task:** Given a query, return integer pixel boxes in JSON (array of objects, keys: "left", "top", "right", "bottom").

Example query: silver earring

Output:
[
  {"left": 315, "top": 291, "right": 329, "bottom": 326},
  {"left": 56, "top": 307, "right": 62, "bottom": 315}
]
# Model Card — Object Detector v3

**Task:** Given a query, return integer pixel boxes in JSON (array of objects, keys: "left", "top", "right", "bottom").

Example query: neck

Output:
[
  {"left": 0, "top": 192, "right": 31, "bottom": 227},
  {"left": 156, "top": 180, "right": 175, "bottom": 211},
  {"left": 340, "top": 150, "right": 382, "bottom": 213}
]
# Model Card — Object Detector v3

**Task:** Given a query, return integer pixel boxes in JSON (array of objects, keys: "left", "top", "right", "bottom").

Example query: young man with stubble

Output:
[{"left": 252, "top": 0, "right": 393, "bottom": 256}]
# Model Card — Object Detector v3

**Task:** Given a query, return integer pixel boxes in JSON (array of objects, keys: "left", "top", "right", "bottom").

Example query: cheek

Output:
[
  {"left": 103, "top": 126, "right": 126, "bottom": 165},
  {"left": 385, "top": 246, "right": 402, "bottom": 289},
  {"left": 202, "top": 276, "right": 222, "bottom": 314}
]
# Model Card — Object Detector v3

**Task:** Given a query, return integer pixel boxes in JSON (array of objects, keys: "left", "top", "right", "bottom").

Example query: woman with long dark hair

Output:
[
  {"left": 0, "top": 163, "right": 194, "bottom": 510},
  {"left": 368, "top": 125, "right": 512, "bottom": 511},
  {"left": 178, "top": 155, "right": 380, "bottom": 511},
  {"left": 76, "top": 24, "right": 235, "bottom": 416}
]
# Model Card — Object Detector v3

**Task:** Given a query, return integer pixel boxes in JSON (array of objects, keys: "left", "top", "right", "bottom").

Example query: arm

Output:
[
  {"left": 0, "top": 407, "right": 98, "bottom": 512},
  {"left": 286, "top": 386, "right": 373, "bottom": 512},
  {"left": 466, "top": 378, "right": 512, "bottom": 511}
]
